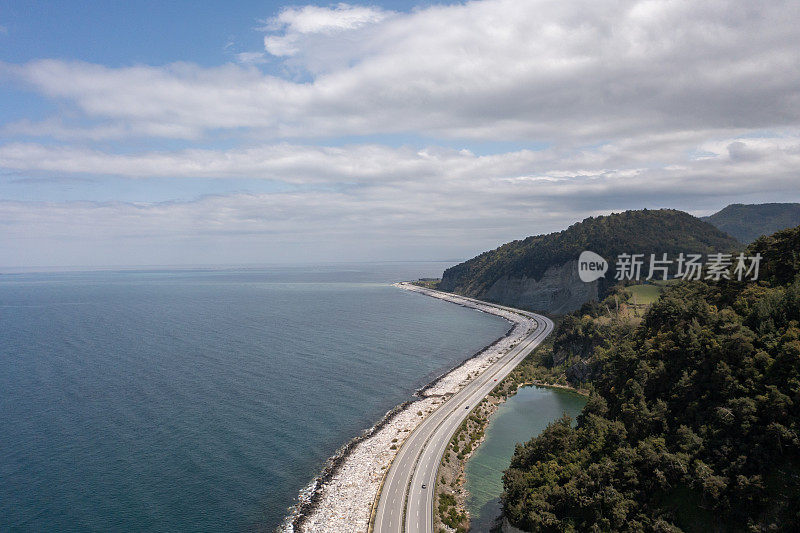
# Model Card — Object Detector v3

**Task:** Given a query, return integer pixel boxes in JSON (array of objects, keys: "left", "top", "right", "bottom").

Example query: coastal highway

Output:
[{"left": 373, "top": 289, "right": 553, "bottom": 533}]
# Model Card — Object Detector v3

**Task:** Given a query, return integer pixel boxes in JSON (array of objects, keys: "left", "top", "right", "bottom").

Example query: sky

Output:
[{"left": 1, "top": 0, "right": 800, "bottom": 268}]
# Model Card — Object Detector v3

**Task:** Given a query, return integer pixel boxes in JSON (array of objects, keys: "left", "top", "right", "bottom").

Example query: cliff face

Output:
[
  {"left": 438, "top": 209, "right": 740, "bottom": 314},
  {"left": 482, "top": 260, "right": 597, "bottom": 314}
]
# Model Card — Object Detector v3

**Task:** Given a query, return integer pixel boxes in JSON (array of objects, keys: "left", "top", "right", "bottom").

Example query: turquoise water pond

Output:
[{"left": 464, "top": 386, "right": 587, "bottom": 532}]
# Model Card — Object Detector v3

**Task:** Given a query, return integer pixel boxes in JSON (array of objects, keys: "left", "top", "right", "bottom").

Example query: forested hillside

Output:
[
  {"left": 439, "top": 209, "right": 739, "bottom": 299},
  {"left": 501, "top": 225, "right": 800, "bottom": 532},
  {"left": 703, "top": 203, "right": 800, "bottom": 244}
]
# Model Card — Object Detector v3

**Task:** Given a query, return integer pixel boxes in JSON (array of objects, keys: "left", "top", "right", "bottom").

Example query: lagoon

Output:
[{"left": 464, "top": 386, "right": 587, "bottom": 532}]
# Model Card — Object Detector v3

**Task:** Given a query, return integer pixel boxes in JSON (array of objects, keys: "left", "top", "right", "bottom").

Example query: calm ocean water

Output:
[{"left": 0, "top": 263, "right": 511, "bottom": 532}]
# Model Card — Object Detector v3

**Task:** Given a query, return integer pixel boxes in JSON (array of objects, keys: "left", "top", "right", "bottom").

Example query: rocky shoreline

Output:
[
  {"left": 414, "top": 323, "right": 514, "bottom": 398},
  {"left": 279, "top": 283, "right": 536, "bottom": 533}
]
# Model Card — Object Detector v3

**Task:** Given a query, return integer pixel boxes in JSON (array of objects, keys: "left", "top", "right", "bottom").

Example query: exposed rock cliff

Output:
[
  {"left": 482, "top": 260, "right": 596, "bottom": 314},
  {"left": 439, "top": 209, "right": 740, "bottom": 314}
]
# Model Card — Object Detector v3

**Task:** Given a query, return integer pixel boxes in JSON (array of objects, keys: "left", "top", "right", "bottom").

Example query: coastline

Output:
[
  {"left": 280, "top": 283, "right": 537, "bottom": 533},
  {"left": 434, "top": 333, "right": 589, "bottom": 531},
  {"left": 447, "top": 383, "right": 587, "bottom": 533}
]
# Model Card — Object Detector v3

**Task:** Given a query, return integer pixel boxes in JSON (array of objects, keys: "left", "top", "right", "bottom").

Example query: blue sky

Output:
[
  {"left": 1, "top": 1, "right": 427, "bottom": 66},
  {"left": 1, "top": 0, "right": 800, "bottom": 267},
  {"left": 0, "top": 0, "right": 534, "bottom": 204}
]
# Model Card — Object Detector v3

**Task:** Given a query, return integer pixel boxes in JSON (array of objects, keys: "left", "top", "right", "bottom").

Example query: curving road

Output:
[{"left": 373, "top": 288, "right": 554, "bottom": 533}]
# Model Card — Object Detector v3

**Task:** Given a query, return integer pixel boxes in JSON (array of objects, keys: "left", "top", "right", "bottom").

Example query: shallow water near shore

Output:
[
  {"left": 0, "top": 263, "right": 511, "bottom": 532},
  {"left": 464, "top": 386, "right": 587, "bottom": 532}
]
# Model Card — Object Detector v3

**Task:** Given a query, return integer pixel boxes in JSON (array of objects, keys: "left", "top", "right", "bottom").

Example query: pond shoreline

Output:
[{"left": 434, "top": 369, "right": 588, "bottom": 531}]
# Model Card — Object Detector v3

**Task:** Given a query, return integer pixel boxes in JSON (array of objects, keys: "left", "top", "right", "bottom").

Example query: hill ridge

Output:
[{"left": 439, "top": 208, "right": 739, "bottom": 313}]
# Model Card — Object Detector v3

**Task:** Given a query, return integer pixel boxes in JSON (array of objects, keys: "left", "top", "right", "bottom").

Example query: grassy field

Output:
[{"left": 626, "top": 283, "right": 663, "bottom": 305}]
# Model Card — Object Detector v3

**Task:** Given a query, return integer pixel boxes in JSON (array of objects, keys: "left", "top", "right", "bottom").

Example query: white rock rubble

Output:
[{"left": 281, "top": 283, "right": 536, "bottom": 533}]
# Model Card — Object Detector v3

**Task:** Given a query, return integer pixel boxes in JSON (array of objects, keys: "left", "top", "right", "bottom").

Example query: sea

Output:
[{"left": 0, "top": 263, "right": 513, "bottom": 532}]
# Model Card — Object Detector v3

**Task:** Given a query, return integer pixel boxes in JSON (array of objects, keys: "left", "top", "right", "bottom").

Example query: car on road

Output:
[{"left": 421, "top": 484, "right": 427, "bottom": 489}]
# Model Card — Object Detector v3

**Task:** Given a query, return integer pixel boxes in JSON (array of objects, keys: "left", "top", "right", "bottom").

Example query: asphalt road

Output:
[{"left": 373, "top": 290, "right": 553, "bottom": 533}]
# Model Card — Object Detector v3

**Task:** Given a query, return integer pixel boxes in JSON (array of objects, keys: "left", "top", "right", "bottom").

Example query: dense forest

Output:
[
  {"left": 501, "top": 225, "right": 800, "bottom": 531},
  {"left": 703, "top": 203, "right": 800, "bottom": 244},
  {"left": 439, "top": 209, "right": 739, "bottom": 298}
]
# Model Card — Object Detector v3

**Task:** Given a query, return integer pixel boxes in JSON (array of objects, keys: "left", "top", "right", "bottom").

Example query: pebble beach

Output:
[{"left": 282, "top": 283, "right": 536, "bottom": 532}]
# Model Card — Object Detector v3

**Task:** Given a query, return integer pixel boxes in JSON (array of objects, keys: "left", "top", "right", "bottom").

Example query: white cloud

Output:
[
  {"left": 2, "top": 132, "right": 799, "bottom": 198},
  {"left": 2, "top": 118, "right": 132, "bottom": 141},
  {"left": 263, "top": 3, "right": 389, "bottom": 58},
  {"left": 3, "top": 0, "right": 800, "bottom": 266},
  {"left": 235, "top": 51, "right": 267, "bottom": 65},
  {"left": 268, "top": 3, "right": 388, "bottom": 34},
  {"left": 261, "top": 4, "right": 390, "bottom": 61},
  {"left": 2, "top": 133, "right": 798, "bottom": 267},
  {"left": 6, "top": 0, "right": 800, "bottom": 142}
]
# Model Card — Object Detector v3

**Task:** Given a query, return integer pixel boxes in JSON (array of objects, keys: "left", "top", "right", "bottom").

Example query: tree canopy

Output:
[
  {"left": 440, "top": 209, "right": 739, "bottom": 298},
  {"left": 702, "top": 203, "right": 800, "bottom": 244},
  {"left": 502, "top": 225, "right": 800, "bottom": 532}
]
